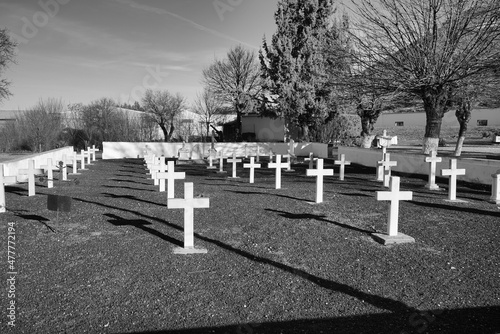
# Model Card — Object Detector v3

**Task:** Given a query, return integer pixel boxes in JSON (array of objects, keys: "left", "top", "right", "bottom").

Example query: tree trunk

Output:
[
  {"left": 453, "top": 101, "right": 472, "bottom": 157},
  {"left": 421, "top": 87, "right": 450, "bottom": 154},
  {"left": 159, "top": 123, "right": 169, "bottom": 142},
  {"left": 359, "top": 115, "right": 374, "bottom": 148}
]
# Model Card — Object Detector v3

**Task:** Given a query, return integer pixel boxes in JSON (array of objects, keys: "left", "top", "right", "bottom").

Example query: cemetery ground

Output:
[{"left": 1, "top": 156, "right": 499, "bottom": 334}]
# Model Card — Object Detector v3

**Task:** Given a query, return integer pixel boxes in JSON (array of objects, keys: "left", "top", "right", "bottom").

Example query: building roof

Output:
[{"left": 0, "top": 110, "right": 23, "bottom": 121}]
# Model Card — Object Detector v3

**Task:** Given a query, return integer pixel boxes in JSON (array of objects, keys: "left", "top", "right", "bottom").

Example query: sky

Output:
[{"left": 0, "top": 0, "right": 356, "bottom": 111}]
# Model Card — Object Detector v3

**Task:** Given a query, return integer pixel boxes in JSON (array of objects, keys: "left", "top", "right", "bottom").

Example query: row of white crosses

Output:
[
  {"left": 1, "top": 146, "right": 99, "bottom": 212},
  {"left": 142, "top": 152, "right": 208, "bottom": 254}
]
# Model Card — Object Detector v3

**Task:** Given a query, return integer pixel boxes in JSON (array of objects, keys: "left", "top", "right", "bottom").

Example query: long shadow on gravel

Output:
[
  {"left": 265, "top": 208, "right": 374, "bottom": 235},
  {"left": 101, "top": 193, "right": 167, "bottom": 207},
  {"left": 227, "top": 190, "right": 309, "bottom": 202},
  {"left": 75, "top": 197, "right": 415, "bottom": 316},
  {"left": 119, "top": 305, "right": 500, "bottom": 334},
  {"left": 105, "top": 213, "right": 182, "bottom": 247},
  {"left": 409, "top": 200, "right": 500, "bottom": 218}
]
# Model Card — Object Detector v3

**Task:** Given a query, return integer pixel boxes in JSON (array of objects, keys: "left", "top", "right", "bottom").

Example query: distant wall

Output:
[
  {"left": 1, "top": 146, "right": 75, "bottom": 181},
  {"left": 377, "top": 108, "right": 500, "bottom": 128},
  {"left": 103, "top": 142, "right": 328, "bottom": 160},
  {"left": 338, "top": 146, "right": 500, "bottom": 185}
]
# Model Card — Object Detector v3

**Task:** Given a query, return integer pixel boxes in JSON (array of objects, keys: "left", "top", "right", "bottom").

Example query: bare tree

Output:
[
  {"left": 141, "top": 89, "right": 185, "bottom": 142},
  {"left": 79, "top": 97, "right": 121, "bottom": 147},
  {"left": 0, "top": 28, "right": 16, "bottom": 104},
  {"left": 191, "top": 88, "right": 227, "bottom": 141},
  {"left": 203, "top": 45, "right": 262, "bottom": 141},
  {"left": 16, "top": 98, "right": 64, "bottom": 152},
  {"left": 350, "top": 0, "right": 500, "bottom": 153}
]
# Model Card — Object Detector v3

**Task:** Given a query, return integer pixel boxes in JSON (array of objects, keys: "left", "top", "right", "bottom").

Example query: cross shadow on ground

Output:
[
  {"left": 265, "top": 208, "right": 374, "bottom": 235},
  {"left": 105, "top": 213, "right": 182, "bottom": 247}
]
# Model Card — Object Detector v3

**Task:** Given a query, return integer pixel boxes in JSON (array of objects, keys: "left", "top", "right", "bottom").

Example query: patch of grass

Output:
[{"left": 1, "top": 158, "right": 499, "bottom": 333}]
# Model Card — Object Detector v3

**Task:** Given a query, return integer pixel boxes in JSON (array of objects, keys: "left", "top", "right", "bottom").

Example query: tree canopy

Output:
[{"left": 0, "top": 28, "right": 17, "bottom": 103}]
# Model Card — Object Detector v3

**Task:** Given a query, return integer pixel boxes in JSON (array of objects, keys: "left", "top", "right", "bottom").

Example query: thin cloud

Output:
[{"left": 111, "top": 0, "right": 259, "bottom": 50}]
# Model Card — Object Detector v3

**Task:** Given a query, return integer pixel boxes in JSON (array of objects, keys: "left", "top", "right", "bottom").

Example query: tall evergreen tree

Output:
[{"left": 260, "top": 0, "right": 336, "bottom": 141}]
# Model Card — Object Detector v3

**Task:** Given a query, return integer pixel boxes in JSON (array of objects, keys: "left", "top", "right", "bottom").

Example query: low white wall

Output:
[
  {"left": 103, "top": 142, "right": 329, "bottom": 160},
  {"left": 338, "top": 146, "right": 500, "bottom": 185},
  {"left": 2, "top": 146, "right": 75, "bottom": 181}
]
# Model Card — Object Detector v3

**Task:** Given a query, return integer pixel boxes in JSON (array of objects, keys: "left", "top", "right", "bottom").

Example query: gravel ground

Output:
[{"left": 0, "top": 157, "right": 499, "bottom": 334}]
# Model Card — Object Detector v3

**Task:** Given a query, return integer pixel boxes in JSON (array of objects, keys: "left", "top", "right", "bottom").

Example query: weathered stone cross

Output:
[
  {"left": 306, "top": 159, "right": 334, "bottom": 203},
  {"left": 425, "top": 151, "right": 442, "bottom": 190},
  {"left": 243, "top": 157, "right": 261, "bottom": 183},
  {"left": 334, "top": 154, "right": 351, "bottom": 181},
  {"left": 168, "top": 182, "right": 209, "bottom": 254}
]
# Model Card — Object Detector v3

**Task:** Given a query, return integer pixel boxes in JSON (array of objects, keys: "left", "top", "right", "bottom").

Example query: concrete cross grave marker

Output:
[
  {"left": 334, "top": 154, "right": 351, "bottom": 181},
  {"left": 441, "top": 159, "right": 466, "bottom": 202},
  {"left": 18, "top": 159, "right": 43, "bottom": 197},
  {"left": 1, "top": 164, "right": 17, "bottom": 213},
  {"left": 378, "top": 153, "right": 397, "bottom": 187},
  {"left": 206, "top": 149, "right": 217, "bottom": 169},
  {"left": 243, "top": 157, "right": 261, "bottom": 183},
  {"left": 148, "top": 156, "right": 163, "bottom": 186},
  {"left": 490, "top": 169, "right": 500, "bottom": 204},
  {"left": 40, "top": 158, "right": 57, "bottom": 189},
  {"left": 268, "top": 155, "right": 289, "bottom": 189},
  {"left": 58, "top": 154, "right": 70, "bottom": 181},
  {"left": 216, "top": 151, "right": 226, "bottom": 174},
  {"left": 80, "top": 150, "right": 87, "bottom": 171},
  {"left": 304, "top": 152, "right": 317, "bottom": 170},
  {"left": 150, "top": 157, "right": 167, "bottom": 191},
  {"left": 373, "top": 176, "right": 415, "bottom": 245},
  {"left": 376, "top": 152, "right": 386, "bottom": 182},
  {"left": 306, "top": 159, "right": 334, "bottom": 203},
  {"left": 256, "top": 145, "right": 260, "bottom": 162},
  {"left": 227, "top": 152, "right": 242, "bottom": 178},
  {"left": 71, "top": 152, "right": 80, "bottom": 175},
  {"left": 89, "top": 145, "right": 99, "bottom": 161},
  {"left": 283, "top": 154, "right": 294, "bottom": 172},
  {"left": 425, "top": 151, "right": 442, "bottom": 190},
  {"left": 156, "top": 161, "right": 186, "bottom": 199},
  {"left": 145, "top": 154, "right": 156, "bottom": 175},
  {"left": 168, "top": 182, "right": 209, "bottom": 254},
  {"left": 86, "top": 147, "right": 93, "bottom": 165}
]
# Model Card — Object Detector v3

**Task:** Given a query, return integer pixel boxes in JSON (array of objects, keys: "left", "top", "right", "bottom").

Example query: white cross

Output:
[
  {"left": 152, "top": 157, "right": 167, "bottom": 192},
  {"left": 227, "top": 153, "right": 242, "bottom": 178},
  {"left": 145, "top": 154, "right": 156, "bottom": 174},
  {"left": 306, "top": 159, "right": 334, "bottom": 203},
  {"left": 168, "top": 182, "right": 209, "bottom": 254},
  {"left": 1, "top": 164, "right": 17, "bottom": 213},
  {"left": 283, "top": 154, "right": 294, "bottom": 172},
  {"left": 148, "top": 156, "right": 162, "bottom": 186},
  {"left": 376, "top": 176, "right": 413, "bottom": 236},
  {"left": 86, "top": 147, "right": 92, "bottom": 165},
  {"left": 378, "top": 153, "right": 397, "bottom": 187},
  {"left": 425, "top": 151, "right": 442, "bottom": 190},
  {"left": 40, "top": 158, "right": 57, "bottom": 189},
  {"left": 243, "top": 157, "right": 261, "bottom": 183},
  {"left": 59, "top": 154, "right": 68, "bottom": 181},
  {"left": 268, "top": 150, "right": 274, "bottom": 163},
  {"left": 490, "top": 169, "right": 500, "bottom": 204},
  {"left": 90, "top": 145, "right": 99, "bottom": 161},
  {"left": 18, "top": 159, "right": 37, "bottom": 196},
  {"left": 376, "top": 152, "right": 386, "bottom": 181},
  {"left": 268, "top": 155, "right": 289, "bottom": 189},
  {"left": 441, "top": 159, "right": 466, "bottom": 201},
  {"left": 256, "top": 145, "right": 260, "bottom": 162},
  {"left": 80, "top": 150, "right": 87, "bottom": 170},
  {"left": 304, "top": 152, "right": 317, "bottom": 169},
  {"left": 156, "top": 161, "right": 186, "bottom": 199},
  {"left": 206, "top": 149, "right": 217, "bottom": 169},
  {"left": 70, "top": 152, "right": 80, "bottom": 175},
  {"left": 334, "top": 154, "right": 351, "bottom": 181},
  {"left": 217, "top": 151, "right": 226, "bottom": 173}
]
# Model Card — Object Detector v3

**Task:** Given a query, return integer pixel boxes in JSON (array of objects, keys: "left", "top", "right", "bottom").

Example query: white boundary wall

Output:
[
  {"left": 338, "top": 146, "right": 500, "bottom": 185},
  {"left": 2, "top": 146, "right": 75, "bottom": 181},
  {"left": 103, "top": 142, "right": 328, "bottom": 160}
]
